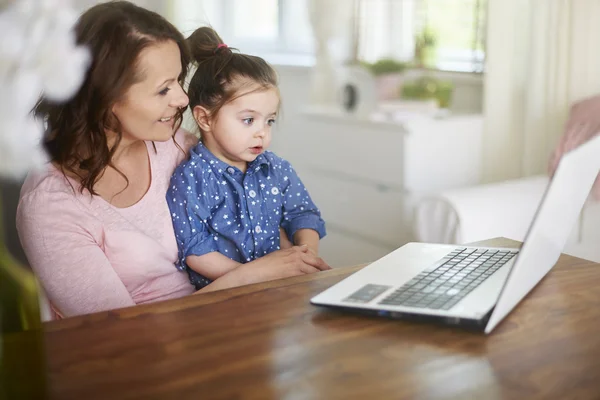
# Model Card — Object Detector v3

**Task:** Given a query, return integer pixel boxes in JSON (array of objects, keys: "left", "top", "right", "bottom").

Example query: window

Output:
[
  {"left": 418, "top": 0, "right": 487, "bottom": 72},
  {"left": 358, "top": 0, "right": 486, "bottom": 73},
  {"left": 169, "top": 0, "right": 486, "bottom": 73},
  {"left": 230, "top": 0, "right": 279, "bottom": 40},
  {"left": 170, "top": 0, "right": 314, "bottom": 56}
]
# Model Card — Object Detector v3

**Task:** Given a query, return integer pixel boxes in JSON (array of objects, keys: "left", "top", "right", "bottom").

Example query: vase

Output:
[{"left": 375, "top": 73, "right": 404, "bottom": 101}]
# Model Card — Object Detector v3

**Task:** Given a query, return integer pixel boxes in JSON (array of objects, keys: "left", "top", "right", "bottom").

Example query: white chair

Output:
[
  {"left": 413, "top": 175, "right": 549, "bottom": 245},
  {"left": 414, "top": 96, "right": 600, "bottom": 263}
]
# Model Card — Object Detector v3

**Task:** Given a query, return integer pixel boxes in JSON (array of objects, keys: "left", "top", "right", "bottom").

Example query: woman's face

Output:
[{"left": 112, "top": 40, "right": 189, "bottom": 143}]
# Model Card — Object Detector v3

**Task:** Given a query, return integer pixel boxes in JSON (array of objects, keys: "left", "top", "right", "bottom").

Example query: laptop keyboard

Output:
[{"left": 378, "top": 247, "right": 518, "bottom": 311}]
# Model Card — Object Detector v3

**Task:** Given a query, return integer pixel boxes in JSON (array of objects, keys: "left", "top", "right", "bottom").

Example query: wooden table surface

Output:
[{"left": 43, "top": 238, "right": 600, "bottom": 399}]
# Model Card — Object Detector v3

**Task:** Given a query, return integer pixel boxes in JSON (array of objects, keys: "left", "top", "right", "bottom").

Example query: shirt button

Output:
[
  {"left": 227, "top": 167, "right": 235, "bottom": 174},
  {"left": 249, "top": 190, "right": 257, "bottom": 198},
  {"left": 271, "top": 187, "right": 279, "bottom": 195},
  {"left": 255, "top": 225, "right": 262, "bottom": 234}
]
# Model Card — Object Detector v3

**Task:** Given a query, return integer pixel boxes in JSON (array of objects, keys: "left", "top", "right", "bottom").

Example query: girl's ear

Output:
[{"left": 193, "top": 106, "right": 212, "bottom": 132}]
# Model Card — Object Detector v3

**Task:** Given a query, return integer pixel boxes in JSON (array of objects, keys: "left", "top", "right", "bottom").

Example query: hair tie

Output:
[{"left": 214, "top": 43, "right": 228, "bottom": 54}]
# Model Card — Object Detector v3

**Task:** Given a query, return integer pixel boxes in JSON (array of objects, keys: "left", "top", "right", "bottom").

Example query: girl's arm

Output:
[
  {"left": 279, "top": 226, "right": 293, "bottom": 249},
  {"left": 279, "top": 158, "right": 327, "bottom": 256},
  {"left": 168, "top": 152, "right": 230, "bottom": 282},
  {"left": 293, "top": 228, "right": 320, "bottom": 255}
]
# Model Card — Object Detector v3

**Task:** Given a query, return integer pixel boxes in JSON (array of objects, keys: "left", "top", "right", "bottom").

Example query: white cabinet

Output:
[{"left": 278, "top": 107, "right": 483, "bottom": 267}]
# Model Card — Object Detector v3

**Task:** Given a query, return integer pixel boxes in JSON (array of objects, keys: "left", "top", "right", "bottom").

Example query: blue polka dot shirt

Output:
[{"left": 167, "top": 142, "right": 326, "bottom": 289}]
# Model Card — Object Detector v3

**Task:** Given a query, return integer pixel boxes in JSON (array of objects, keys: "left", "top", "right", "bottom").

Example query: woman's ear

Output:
[{"left": 193, "top": 106, "right": 212, "bottom": 133}]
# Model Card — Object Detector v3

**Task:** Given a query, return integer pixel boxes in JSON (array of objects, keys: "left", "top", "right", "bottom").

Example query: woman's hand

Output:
[
  {"left": 197, "top": 245, "right": 331, "bottom": 293},
  {"left": 245, "top": 245, "right": 331, "bottom": 283}
]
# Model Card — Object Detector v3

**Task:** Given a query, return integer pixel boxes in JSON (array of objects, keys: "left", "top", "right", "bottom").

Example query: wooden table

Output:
[{"left": 44, "top": 238, "right": 600, "bottom": 399}]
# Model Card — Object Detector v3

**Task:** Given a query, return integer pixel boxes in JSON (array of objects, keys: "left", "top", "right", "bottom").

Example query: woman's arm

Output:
[
  {"left": 196, "top": 245, "right": 331, "bottom": 294},
  {"left": 17, "top": 191, "right": 135, "bottom": 317},
  {"left": 185, "top": 252, "right": 241, "bottom": 280}
]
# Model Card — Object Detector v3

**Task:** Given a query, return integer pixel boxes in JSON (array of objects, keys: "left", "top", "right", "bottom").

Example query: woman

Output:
[{"left": 17, "top": 1, "right": 329, "bottom": 319}]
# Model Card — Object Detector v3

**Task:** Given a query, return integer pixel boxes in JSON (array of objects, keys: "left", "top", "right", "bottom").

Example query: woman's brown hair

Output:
[
  {"left": 186, "top": 27, "right": 279, "bottom": 134},
  {"left": 34, "top": 1, "right": 190, "bottom": 194}
]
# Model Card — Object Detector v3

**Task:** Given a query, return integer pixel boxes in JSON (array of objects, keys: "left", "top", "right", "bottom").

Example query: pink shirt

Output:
[{"left": 16, "top": 129, "right": 197, "bottom": 318}]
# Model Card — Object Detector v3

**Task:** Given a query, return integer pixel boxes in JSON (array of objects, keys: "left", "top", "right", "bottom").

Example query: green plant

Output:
[
  {"left": 414, "top": 26, "right": 438, "bottom": 68},
  {"left": 400, "top": 76, "right": 454, "bottom": 109},
  {"left": 361, "top": 58, "right": 408, "bottom": 76},
  {"left": 415, "top": 26, "right": 437, "bottom": 49}
]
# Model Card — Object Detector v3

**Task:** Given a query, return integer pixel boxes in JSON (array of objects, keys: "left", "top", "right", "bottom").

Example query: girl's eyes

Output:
[
  {"left": 158, "top": 87, "right": 171, "bottom": 96},
  {"left": 242, "top": 117, "right": 276, "bottom": 126}
]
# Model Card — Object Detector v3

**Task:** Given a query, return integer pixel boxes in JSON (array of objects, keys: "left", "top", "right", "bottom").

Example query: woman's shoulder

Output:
[
  {"left": 152, "top": 128, "right": 199, "bottom": 172},
  {"left": 174, "top": 128, "right": 199, "bottom": 154},
  {"left": 17, "top": 165, "right": 98, "bottom": 230},
  {"left": 155, "top": 128, "right": 198, "bottom": 157},
  {"left": 20, "top": 165, "right": 79, "bottom": 205}
]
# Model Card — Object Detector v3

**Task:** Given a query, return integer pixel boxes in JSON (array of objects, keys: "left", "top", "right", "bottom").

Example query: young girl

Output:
[{"left": 168, "top": 27, "right": 329, "bottom": 289}]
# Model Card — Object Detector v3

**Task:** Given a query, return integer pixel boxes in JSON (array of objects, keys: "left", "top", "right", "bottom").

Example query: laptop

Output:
[{"left": 311, "top": 134, "right": 600, "bottom": 334}]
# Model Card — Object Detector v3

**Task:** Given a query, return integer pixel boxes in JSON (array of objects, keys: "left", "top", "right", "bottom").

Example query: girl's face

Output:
[
  {"left": 196, "top": 83, "right": 279, "bottom": 172},
  {"left": 112, "top": 40, "right": 189, "bottom": 144}
]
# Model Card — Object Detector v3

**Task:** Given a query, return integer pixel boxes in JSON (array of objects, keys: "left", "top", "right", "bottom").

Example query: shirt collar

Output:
[
  {"left": 192, "top": 142, "right": 270, "bottom": 176},
  {"left": 248, "top": 152, "right": 270, "bottom": 173}
]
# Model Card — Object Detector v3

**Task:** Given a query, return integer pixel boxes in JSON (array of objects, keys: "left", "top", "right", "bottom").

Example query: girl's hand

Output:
[{"left": 242, "top": 245, "right": 331, "bottom": 284}]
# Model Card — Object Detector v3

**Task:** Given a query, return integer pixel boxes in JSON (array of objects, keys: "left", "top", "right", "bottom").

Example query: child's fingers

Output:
[
  {"left": 301, "top": 253, "right": 330, "bottom": 270},
  {"left": 300, "top": 265, "right": 320, "bottom": 274},
  {"left": 295, "top": 244, "right": 309, "bottom": 253}
]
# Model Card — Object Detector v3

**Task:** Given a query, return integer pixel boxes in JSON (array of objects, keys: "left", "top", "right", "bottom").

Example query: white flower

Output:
[{"left": 0, "top": 0, "right": 90, "bottom": 179}]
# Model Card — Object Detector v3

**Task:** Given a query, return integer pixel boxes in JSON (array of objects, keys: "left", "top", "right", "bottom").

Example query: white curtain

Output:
[
  {"left": 307, "top": 0, "right": 356, "bottom": 105},
  {"left": 482, "top": 0, "right": 600, "bottom": 183}
]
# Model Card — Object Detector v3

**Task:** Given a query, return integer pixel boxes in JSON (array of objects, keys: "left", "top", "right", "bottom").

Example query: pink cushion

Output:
[{"left": 548, "top": 95, "right": 600, "bottom": 200}]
